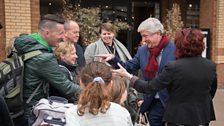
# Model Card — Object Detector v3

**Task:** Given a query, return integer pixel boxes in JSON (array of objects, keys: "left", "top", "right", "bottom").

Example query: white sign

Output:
[{"left": 201, "top": 30, "right": 209, "bottom": 58}]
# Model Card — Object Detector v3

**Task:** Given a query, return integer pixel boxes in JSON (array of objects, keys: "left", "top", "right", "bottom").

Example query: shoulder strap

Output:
[
  {"left": 22, "top": 50, "right": 43, "bottom": 103},
  {"left": 26, "top": 83, "right": 42, "bottom": 104},
  {"left": 22, "top": 50, "right": 42, "bottom": 61}
]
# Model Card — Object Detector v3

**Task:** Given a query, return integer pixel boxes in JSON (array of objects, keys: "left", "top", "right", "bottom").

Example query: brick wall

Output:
[
  {"left": 217, "top": 64, "right": 224, "bottom": 88},
  {"left": 4, "top": 0, "right": 31, "bottom": 43},
  {"left": 31, "top": 0, "right": 40, "bottom": 32},
  {"left": 216, "top": 0, "right": 224, "bottom": 63},
  {"left": 0, "top": 0, "right": 5, "bottom": 61},
  {"left": 200, "top": 0, "right": 217, "bottom": 60},
  {"left": 215, "top": 0, "right": 224, "bottom": 87},
  {"left": 0, "top": 0, "right": 39, "bottom": 61}
]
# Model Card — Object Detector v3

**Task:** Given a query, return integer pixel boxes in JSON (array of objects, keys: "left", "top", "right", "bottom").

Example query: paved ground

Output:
[{"left": 210, "top": 89, "right": 224, "bottom": 126}]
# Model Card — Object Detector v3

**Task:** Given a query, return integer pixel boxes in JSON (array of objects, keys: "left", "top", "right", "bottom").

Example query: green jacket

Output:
[{"left": 14, "top": 34, "right": 80, "bottom": 118}]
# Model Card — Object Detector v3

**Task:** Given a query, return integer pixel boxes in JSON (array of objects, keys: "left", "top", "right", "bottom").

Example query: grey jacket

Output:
[{"left": 84, "top": 38, "right": 132, "bottom": 64}]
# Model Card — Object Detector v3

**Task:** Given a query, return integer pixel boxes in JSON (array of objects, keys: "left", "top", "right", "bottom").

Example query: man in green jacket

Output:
[{"left": 13, "top": 14, "right": 80, "bottom": 126}]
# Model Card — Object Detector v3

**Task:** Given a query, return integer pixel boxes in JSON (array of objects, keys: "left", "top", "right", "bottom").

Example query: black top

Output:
[
  {"left": 75, "top": 43, "right": 86, "bottom": 68},
  {"left": 49, "top": 60, "right": 79, "bottom": 103},
  {"left": 103, "top": 42, "right": 120, "bottom": 59}
]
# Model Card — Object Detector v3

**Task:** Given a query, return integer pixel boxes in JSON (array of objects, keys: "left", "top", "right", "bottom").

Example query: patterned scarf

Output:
[{"left": 144, "top": 35, "right": 169, "bottom": 79}]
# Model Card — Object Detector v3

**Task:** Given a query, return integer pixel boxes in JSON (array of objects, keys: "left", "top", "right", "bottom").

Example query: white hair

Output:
[{"left": 137, "top": 17, "right": 164, "bottom": 34}]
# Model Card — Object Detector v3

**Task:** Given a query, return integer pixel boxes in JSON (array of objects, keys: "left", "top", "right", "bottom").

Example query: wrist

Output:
[{"left": 128, "top": 73, "right": 133, "bottom": 80}]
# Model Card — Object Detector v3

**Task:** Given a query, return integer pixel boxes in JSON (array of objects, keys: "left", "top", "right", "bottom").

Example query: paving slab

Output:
[{"left": 210, "top": 89, "right": 224, "bottom": 126}]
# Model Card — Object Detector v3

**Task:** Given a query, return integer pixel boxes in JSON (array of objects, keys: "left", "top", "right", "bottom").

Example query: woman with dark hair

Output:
[
  {"left": 113, "top": 28, "right": 217, "bottom": 126},
  {"left": 65, "top": 62, "right": 133, "bottom": 126},
  {"left": 84, "top": 22, "right": 132, "bottom": 64}
]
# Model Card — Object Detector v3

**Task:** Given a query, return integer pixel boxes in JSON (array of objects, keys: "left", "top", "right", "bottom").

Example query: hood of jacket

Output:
[{"left": 14, "top": 34, "right": 48, "bottom": 55}]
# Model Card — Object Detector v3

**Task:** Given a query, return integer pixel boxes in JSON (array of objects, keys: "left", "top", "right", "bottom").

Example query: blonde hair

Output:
[{"left": 54, "top": 42, "right": 74, "bottom": 60}]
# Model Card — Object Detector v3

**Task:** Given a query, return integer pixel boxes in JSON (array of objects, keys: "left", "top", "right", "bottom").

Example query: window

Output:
[
  {"left": 186, "top": 1, "right": 200, "bottom": 28},
  {"left": 101, "top": 6, "right": 128, "bottom": 22}
]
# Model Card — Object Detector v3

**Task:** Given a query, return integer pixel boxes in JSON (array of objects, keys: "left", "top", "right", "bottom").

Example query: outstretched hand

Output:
[
  {"left": 112, "top": 63, "right": 132, "bottom": 78},
  {"left": 94, "top": 54, "right": 114, "bottom": 63}
]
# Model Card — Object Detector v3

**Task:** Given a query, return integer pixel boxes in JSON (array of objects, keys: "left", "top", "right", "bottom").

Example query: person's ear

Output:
[
  {"left": 79, "top": 79, "right": 82, "bottom": 85},
  {"left": 64, "top": 31, "right": 68, "bottom": 37},
  {"left": 43, "top": 28, "right": 50, "bottom": 36},
  {"left": 60, "top": 54, "right": 65, "bottom": 61},
  {"left": 45, "top": 30, "right": 50, "bottom": 35},
  {"left": 79, "top": 79, "right": 85, "bottom": 89},
  {"left": 107, "top": 80, "right": 113, "bottom": 90}
]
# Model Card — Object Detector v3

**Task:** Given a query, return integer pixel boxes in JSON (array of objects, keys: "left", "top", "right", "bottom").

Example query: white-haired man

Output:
[{"left": 97, "top": 17, "right": 176, "bottom": 126}]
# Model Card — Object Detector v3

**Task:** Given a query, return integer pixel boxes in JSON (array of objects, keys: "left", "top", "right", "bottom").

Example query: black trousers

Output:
[
  {"left": 167, "top": 122, "right": 209, "bottom": 126},
  {"left": 13, "top": 115, "right": 28, "bottom": 126}
]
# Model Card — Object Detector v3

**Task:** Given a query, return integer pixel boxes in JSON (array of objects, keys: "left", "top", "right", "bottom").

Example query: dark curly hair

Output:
[{"left": 174, "top": 28, "right": 205, "bottom": 59}]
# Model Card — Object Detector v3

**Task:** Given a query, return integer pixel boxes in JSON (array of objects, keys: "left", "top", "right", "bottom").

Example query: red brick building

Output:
[{"left": 0, "top": 0, "right": 223, "bottom": 87}]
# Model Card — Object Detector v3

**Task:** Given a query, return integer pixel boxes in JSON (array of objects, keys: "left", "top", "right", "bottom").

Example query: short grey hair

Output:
[
  {"left": 137, "top": 17, "right": 164, "bottom": 34},
  {"left": 38, "top": 14, "right": 65, "bottom": 32},
  {"left": 64, "top": 20, "right": 78, "bottom": 31}
]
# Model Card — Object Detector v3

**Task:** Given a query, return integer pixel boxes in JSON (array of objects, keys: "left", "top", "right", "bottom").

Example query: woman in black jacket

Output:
[
  {"left": 113, "top": 28, "right": 217, "bottom": 126},
  {"left": 51, "top": 42, "right": 79, "bottom": 103}
]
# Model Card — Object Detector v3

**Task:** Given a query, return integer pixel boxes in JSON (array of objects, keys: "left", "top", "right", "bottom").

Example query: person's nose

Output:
[{"left": 75, "top": 54, "right": 78, "bottom": 58}]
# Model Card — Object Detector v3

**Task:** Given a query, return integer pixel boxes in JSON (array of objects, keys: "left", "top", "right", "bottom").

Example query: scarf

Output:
[{"left": 144, "top": 35, "right": 169, "bottom": 79}]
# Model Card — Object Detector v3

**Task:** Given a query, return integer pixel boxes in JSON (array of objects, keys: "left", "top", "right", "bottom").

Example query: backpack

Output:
[
  {"left": 32, "top": 96, "right": 74, "bottom": 126},
  {"left": 0, "top": 49, "right": 42, "bottom": 119}
]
